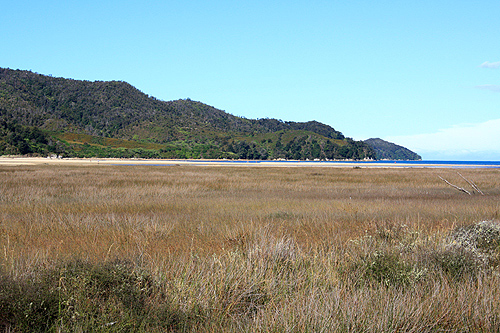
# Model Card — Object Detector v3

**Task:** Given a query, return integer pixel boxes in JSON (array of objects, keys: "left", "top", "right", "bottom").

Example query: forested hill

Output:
[
  {"left": 364, "top": 138, "right": 421, "bottom": 160},
  {"left": 0, "top": 67, "right": 375, "bottom": 160}
]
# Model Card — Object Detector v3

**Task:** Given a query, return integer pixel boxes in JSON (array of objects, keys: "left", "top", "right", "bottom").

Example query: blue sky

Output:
[{"left": 1, "top": 1, "right": 499, "bottom": 160}]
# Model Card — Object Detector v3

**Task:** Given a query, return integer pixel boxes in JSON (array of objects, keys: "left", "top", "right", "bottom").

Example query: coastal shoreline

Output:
[{"left": 0, "top": 157, "right": 493, "bottom": 168}]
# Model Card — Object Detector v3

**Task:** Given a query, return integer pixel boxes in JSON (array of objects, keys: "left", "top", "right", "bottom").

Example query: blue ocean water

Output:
[
  {"left": 325, "top": 160, "right": 500, "bottom": 168},
  {"left": 182, "top": 160, "right": 500, "bottom": 168},
  {"left": 107, "top": 160, "right": 500, "bottom": 168}
]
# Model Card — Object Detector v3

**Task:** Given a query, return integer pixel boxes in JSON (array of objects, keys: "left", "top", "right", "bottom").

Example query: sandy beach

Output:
[{"left": 0, "top": 156, "right": 483, "bottom": 168}]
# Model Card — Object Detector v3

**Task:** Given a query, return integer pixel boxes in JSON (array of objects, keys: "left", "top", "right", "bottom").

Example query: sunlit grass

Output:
[{"left": 1, "top": 165, "right": 500, "bottom": 331}]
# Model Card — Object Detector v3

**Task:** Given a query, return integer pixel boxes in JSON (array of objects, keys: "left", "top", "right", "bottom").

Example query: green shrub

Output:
[
  {"left": 345, "top": 250, "right": 425, "bottom": 287},
  {"left": 432, "top": 246, "right": 480, "bottom": 280},
  {"left": 432, "top": 220, "right": 500, "bottom": 280},
  {"left": 342, "top": 223, "right": 426, "bottom": 287},
  {"left": 0, "top": 267, "right": 60, "bottom": 332},
  {"left": 0, "top": 259, "right": 205, "bottom": 332},
  {"left": 448, "top": 220, "right": 500, "bottom": 265}
]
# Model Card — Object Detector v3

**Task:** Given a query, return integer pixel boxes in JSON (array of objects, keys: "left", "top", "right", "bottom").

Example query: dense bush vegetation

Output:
[{"left": 0, "top": 120, "right": 64, "bottom": 156}]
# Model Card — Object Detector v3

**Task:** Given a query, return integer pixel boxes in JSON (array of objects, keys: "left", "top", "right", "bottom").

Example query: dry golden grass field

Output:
[{"left": 1, "top": 163, "right": 500, "bottom": 332}]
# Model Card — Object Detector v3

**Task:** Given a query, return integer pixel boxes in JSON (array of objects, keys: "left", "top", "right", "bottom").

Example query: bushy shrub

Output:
[
  {"left": 448, "top": 220, "right": 500, "bottom": 264},
  {"left": 432, "top": 220, "right": 500, "bottom": 280},
  {"left": 341, "top": 227, "right": 426, "bottom": 288},
  {"left": 344, "top": 220, "right": 500, "bottom": 286},
  {"left": 344, "top": 249, "right": 425, "bottom": 287},
  {"left": 0, "top": 267, "right": 61, "bottom": 332},
  {"left": 0, "top": 259, "right": 203, "bottom": 332},
  {"left": 431, "top": 246, "right": 480, "bottom": 280}
]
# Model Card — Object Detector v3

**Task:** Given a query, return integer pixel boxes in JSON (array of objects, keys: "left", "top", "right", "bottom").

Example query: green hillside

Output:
[
  {"left": 364, "top": 138, "right": 421, "bottom": 160},
  {"left": 0, "top": 67, "right": 375, "bottom": 160}
]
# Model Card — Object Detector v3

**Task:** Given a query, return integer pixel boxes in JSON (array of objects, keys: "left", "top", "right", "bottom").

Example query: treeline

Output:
[
  {"left": 225, "top": 136, "right": 371, "bottom": 160},
  {"left": 0, "top": 120, "right": 65, "bottom": 156},
  {"left": 0, "top": 122, "right": 374, "bottom": 160}
]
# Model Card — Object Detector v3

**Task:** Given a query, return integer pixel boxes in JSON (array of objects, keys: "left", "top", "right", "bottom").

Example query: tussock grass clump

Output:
[{"left": 248, "top": 228, "right": 300, "bottom": 265}]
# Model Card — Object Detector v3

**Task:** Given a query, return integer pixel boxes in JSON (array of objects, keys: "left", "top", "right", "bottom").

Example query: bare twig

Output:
[
  {"left": 438, "top": 176, "right": 471, "bottom": 195},
  {"left": 457, "top": 172, "right": 484, "bottom": 195}
]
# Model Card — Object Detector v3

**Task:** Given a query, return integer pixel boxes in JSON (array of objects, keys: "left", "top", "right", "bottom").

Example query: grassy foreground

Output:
[{"left": 1, "top": 165, "right": 500, "bottom": 332}]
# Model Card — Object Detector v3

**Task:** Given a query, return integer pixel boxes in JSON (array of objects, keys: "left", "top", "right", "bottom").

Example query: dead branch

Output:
[
  {"left": 457, "top": 172, "right": 484, "bottom": 195},
  {"left": 438, "top": 176, "right": 471, "bottom": 195}
]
